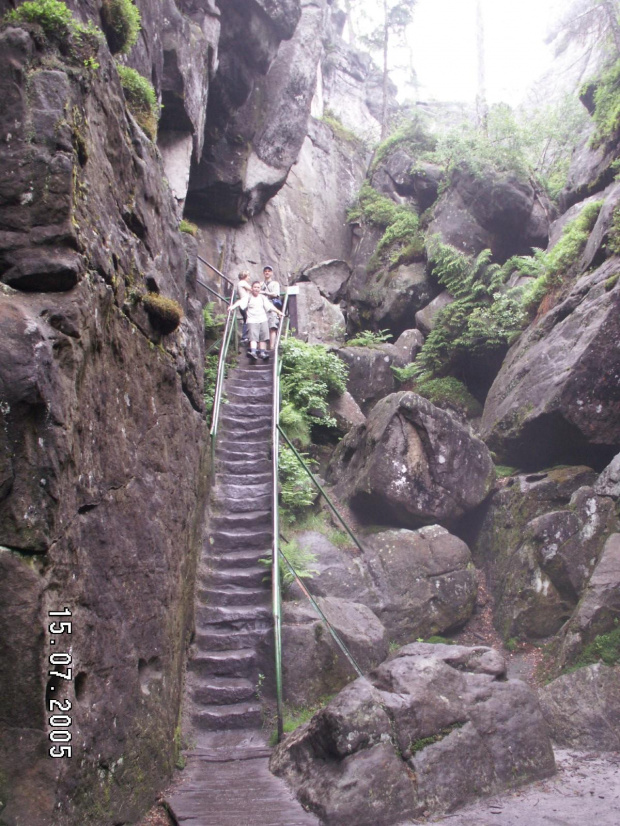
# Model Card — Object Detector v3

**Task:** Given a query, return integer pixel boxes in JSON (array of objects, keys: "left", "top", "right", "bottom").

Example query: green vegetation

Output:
[
  {"left": 202, "top": 302, "right": 225, "bottom": 339},
  {"left": 424, "top": 635, "right": 456, "bottom": 645},
  {"left": 409, "top": 722, "right": 464, "bottom": 755},
  {"left": 278, "top": 445, "right": 318, "bottom": 516},
  {"left": 4, "top": 0, "right": 102, "bottom": 59},
  {"left": 179, "top": 219, "right": 198, "bottom": 236},
  {"left": 260, "top": 537, "right": 319, "bottom": 592},
  {"left": 407, "top": 376, "right": 483, "bottom": 419},
  {"left": 116, "top": 64, "right": 159, "bottom": 139},
  {"left": 347, "top": 183, "right": 424, "bottom": 272},
  {"left": 142, "top": 293, "right": 183, "bottom": 334},
  {"left": 543, "top": 200, "right": 603, "bottom": 285},
  {"left": 495, "top": 465, "right": 519, "bottom": 478},
  {"left": 405, "top": 244, "right": 535, "bottom": 383},
  {"left": 279, "top": 338, "right": 348, "bottom": 441},
  {"left": 588, "top": 58, "right": 620, "bottom": 146},
  {"left": 101, "top": 0, "right": 141, "bottom": 54},
  {"left": 346, "top": 328, "right": 392, "bottom": 348},
  {"left": 572, "top": 622, "right": 620, "bottom": 669},
  {"left": 605, "top": 206, "right": 620, "bottom": 256},
  {"left": 268, "top": 697, "right": 333, "bottom": 744},
  {"left": 371, "top": 115, "right": 437, "bottom": 170},
  {"left": 321, "top": 109, "right": 365, "bottom": 149},
  {"left": 203, "top": 353, "right": 219, "bottom": 417}
]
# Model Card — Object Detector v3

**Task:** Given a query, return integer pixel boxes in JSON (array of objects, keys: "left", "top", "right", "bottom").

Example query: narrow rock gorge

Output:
[{"left": 0, "top": 2, "right": 619, "bottom": 825}]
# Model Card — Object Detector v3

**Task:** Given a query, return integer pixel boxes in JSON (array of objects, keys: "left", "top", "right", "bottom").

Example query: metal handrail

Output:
[
  {"left": 270, "top": 297, "right": 366, "bottom": 742},
  {"left": 270, "top": 291, "right": 290, "bottom": 744},
  {"left": 198, "top": 254, "right": 236, "bottom": 287},
  {"left": 197, "top": 278, "right": 231, "bottom": 304},
  {"left": 209, "top": 299, "right": 238, "bottom": 449}
]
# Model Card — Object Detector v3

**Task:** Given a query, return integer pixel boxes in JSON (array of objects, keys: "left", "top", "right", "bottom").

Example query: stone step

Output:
[
  {"left": 198, "top": 585, "right": 269, "bottom": 607},
  {"left": 194, "top": 626, "right": 271, "bottom": 652},
  {"left": 189, "top": 649, "right": 257, "bottom": 679},
  {"left": 200, "top": 563, "right": 268, "bottom": 586},
  {"left": 212, "top": 475, "right": 272, "bottom": 495},
  {"left": 210, "top": 510, "right": 271, "bottom": 531},
  {"left": 196, "top": 603, "right": 272, "bottom": 629},
  {"left": 192, "top": 702, "right": 263, "bottom": 731},
  {"left": 218, "top": 439, "right": 272, "bottom": 452},
  {"left": 215, "top": 457, "right": 271, "bottom": 475},
  {"left": 192, "top": 676, "right": 257, "bottom": 705},
  {"left": 234, "top": 364, "right": 272, "bottom": 376},
  {"left": 226, "top": 388, "right": 273, "bottom": 404},
  {"left": 208, "top": 528, "right": 273, "bottom": 551},
  {"left": 219, "top": 420, "right": 272, "bottom": 439},
  {"left": 210, "top": 493, "right": 272, "bottom": 513},
  {"left": 205, "top": 550, "right": 270, "bottom": 571},
  {"left": 224, "top": 402, "right": 272, "bottom": 417},
  {"left": 217, "top": 446, "right": 270, "bottom": 462}
]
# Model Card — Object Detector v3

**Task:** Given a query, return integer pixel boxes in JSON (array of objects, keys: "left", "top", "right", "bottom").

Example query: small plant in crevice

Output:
[
  {"left": 202, "top": 302, "right": 225, "bottom": 340},
  {"left": 203, "top": 353, "right": 219, "bottom": 418},
  {"left": 278, "top": 445, "right": 318, "bottom": 517},
  {"left": 142, "top": 292, "right": 183, "bottom": 334},
  {"left": 100, "top": 0, "right": 141, "bottom": 55},
  {"left": 179, "top": 218, "right": 198, "bottom": 236},
  {"left": 346, "top": 328, "right": 392, "bottom": 348},
  {"left": 116, "top": 64, "right": 160, "bottom": 139},
  {"left": 268, "top": 696, "right": 334, "bottom": 745}
]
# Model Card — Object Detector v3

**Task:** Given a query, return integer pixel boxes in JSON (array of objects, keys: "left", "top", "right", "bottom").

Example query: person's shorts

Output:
[
  {"left": 267, "top": 309, "right": 280, "bottom": 330},
  {"left": 247, "top": 320, "right": 269, "bottom": 342}
]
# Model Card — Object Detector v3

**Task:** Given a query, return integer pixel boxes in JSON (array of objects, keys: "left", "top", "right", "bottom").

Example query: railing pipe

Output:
[
  {"left": 280, "top": 549, "right": 364, "bottom": 679},
  {"left": 271, "top": 291, "right": 290, "bottom": 744},
  {"left": 209, "top": 304, "right": 237, "bottom": 447},
  {"left": 196, "top": 278, "right": 231, "bottom": 304},
  {"left": 276, "top": 425, "right": 366, "bottom": 555},
  {"left": 197, "top": 254, "right": 236, "bottom": 287}
]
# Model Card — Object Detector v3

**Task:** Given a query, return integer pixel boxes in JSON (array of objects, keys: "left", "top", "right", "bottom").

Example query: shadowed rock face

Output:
[
  {"left": 480, "top": 258, "right": 620, "bottom": 471},
  {"left": 271, "top": 644, "right": 555, "bottom": 826},
  {"left": 186, "top": 0, "right": 323, "bottom": 223},
  {"left": 0, "top": 17, "right": 208, "bottom": 825},
  {"left": 428, "top": 167, "right": 553, "bottom": 262},
  {"left": 328, "top": 392, "right": 495, "bottom": 528}
]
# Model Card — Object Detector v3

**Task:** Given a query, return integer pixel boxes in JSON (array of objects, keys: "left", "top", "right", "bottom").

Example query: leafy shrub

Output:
[
  {"left": 279, "top": 402, "right": 311, "bottom": 448},
  {"left": 572, "top": 622, "right": 620, "bottom": 669},
  {"left": 142, "top": 292, "right": 183, "bottom": 334},
  {"left": 4, "top": 0, "right": 102, "bottom": 60},
  {"left": 202, "top": 302, "right": 225, "bottom": 339},
  {"left": 543, "top": 200, "right": 602, "bottom": 284},
  {"left": 278, "top": 445, "right": 318, "bottom": 515},
  {"left": 347, "top": 183, "right": 424, "bottom": 272},
  {"left": 203, "top": 353, "right": 219, "bottom": 417},
  {"left": 371, "top": 116, "right": 437, "bottom": 170},
  {"left": 413, "top": 376, "right": 482, "bottom": 419},
  {"left": 116, "top": 64, "right": 159, "bottom": 139},
  {"left": 279, "top": 338, "right": 348, "bottom": 434},
  {"left": 346, "top": 329, "right": 392, "bottom": 348},
  {"left": 260, "top": 537, "right": 319, "bottom": 592},
  {"left": 589, "top": 58, "right": 620, "bottom": 146},
  {"left": 101, "top": 0, "right": 141, "bottom": 54}
]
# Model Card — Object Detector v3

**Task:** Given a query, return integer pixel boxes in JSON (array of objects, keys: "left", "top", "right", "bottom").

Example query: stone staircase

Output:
[{"left": 189, "top": 361, "right": 274, "bottom": 732}]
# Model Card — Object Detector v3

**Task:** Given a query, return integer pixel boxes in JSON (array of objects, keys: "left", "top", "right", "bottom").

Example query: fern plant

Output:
[{"left": 346, "top": 329, "right": 392, "bottom": 348}]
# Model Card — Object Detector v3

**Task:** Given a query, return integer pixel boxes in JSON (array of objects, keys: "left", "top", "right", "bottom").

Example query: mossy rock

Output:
[{"left": 142, "top": 293, "right": 183, "bottom": 334}]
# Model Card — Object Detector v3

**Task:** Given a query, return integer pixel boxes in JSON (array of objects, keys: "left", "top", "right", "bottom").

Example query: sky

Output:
[{"left": 384, "top": 0, "right": 566, "bottom": 105}]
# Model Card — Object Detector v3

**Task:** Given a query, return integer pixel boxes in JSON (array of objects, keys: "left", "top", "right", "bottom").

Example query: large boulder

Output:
[
  {"left": 540, "top": 664, "right": 620, "bottom": 750},
  {"left": 271, "top": 644, "right": 555, "bottom": 825},
  {"left": 428, "top": 166, "right": 552, "bottom": 262},
  {"left": 282, "top": 597, "right": 389, "bottom": 706},
  {"left": 480, "top": 257, "right": 620, "bottom": 470},
  {"left": 292, "top": 527, "right": 477, "bottom": 644},
  {"left": 346, "top": 261, "right": 436, "bottom": 338},
  {"left": 359, "top": 526, "right": 477, "bottom": 643},
  {"left": 328, "top": 392, "right": 495, "bottom": 528},
  {"left": 293, "top": 281, "right": 346, "bottom": 344},
  {"left": 490, "top": 488, "right": 617, "bottom": 641},
  {"left": 559, "top": 122, "right": 620, "bottom": 212},
  {"left": 596, "top": 452, "right": 620, "bottom": 498},
  {"left": 297, "top": 259, "right": 351, "bottom": 302},
  {"left": 471, "top": 468, "right": 618, "bottom": 641},
  {"left": 415, "top": 290, "right": 454, "bottom": 336},
  {"left": 335, "top": 346, "right": 397, "bottom": 412},
  {"left": 556, "top": 533, "right": 620, "bottom": 668}
]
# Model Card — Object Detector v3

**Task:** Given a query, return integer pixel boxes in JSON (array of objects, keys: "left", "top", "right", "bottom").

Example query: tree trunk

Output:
[{"left": 475, "top": 0, "right": 488, "bottom": 134}]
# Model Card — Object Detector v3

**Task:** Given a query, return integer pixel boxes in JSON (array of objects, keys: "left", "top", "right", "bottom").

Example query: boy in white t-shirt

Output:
[{"left": 229, "top": 280, "right": 284, "bottom": 361}]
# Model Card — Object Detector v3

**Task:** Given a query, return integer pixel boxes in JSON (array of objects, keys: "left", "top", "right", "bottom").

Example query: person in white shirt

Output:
[
  {"left": 229, "top": 280, "right": 284, "bottom": 361},
  {"left": 236, "top": 270, "right": 252, "bottom": 342},
  {"left": 260, "top": 265, "right": 282, "bottom": 349}
]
